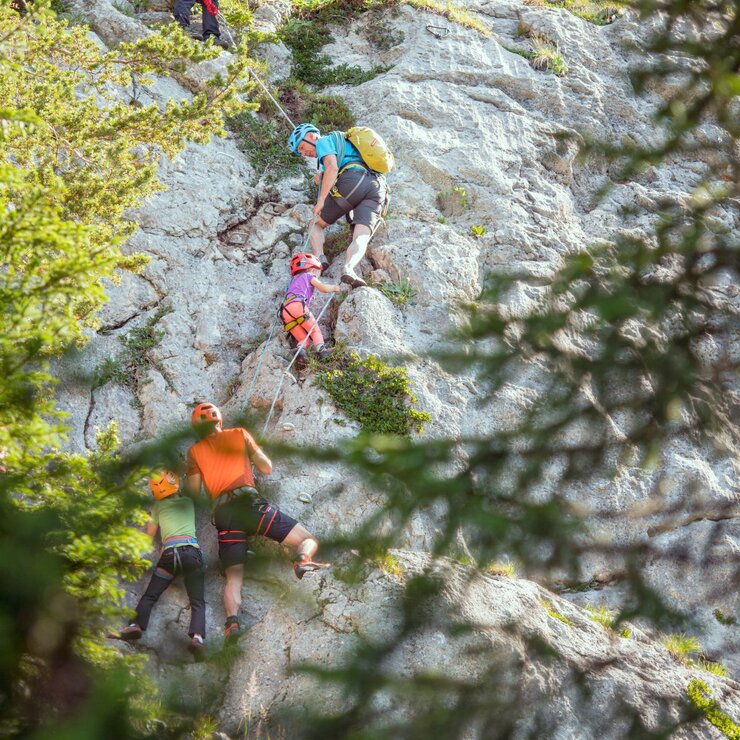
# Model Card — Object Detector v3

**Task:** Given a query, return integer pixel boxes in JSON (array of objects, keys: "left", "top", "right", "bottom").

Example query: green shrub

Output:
[
  {"left": 305, "top": 93, "right": 356, "bottom": 131},
  {"left": 687, "top": 680, "right": 740, "bottom": 739},
  {"left": 228, "top": 112, "right": 302, "bottom": 181},
  {"left": 714, "top": 609, "right": 737, "bottom": 626},
  {"left": 314, "top": 350, "right": 431, "bottom": 436},
  {"left": 280, "top": 16, "right": 387, "bottom": 87},
  {"left": 95, "top": 304, "right": 175, "bottom": 398},
  {"left": 470, "top": 224, "right": 487, "bottom": 238}
]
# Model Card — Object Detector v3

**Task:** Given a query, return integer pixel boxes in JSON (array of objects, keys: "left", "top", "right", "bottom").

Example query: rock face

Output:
[{"left": 59, "top": 0, "right": 739, "bottom": 735}]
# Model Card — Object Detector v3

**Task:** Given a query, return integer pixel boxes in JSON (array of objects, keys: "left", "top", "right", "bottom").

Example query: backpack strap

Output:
[{"left": 330, "top": 130, "right": 346, "bottom": 168}]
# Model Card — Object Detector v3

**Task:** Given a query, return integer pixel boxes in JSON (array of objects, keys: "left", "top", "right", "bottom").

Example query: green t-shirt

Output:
[{"left": 152, "top": 496, "right": 196, "bottom": 542}]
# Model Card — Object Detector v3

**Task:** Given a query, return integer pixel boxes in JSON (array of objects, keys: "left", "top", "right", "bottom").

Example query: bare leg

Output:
[
  {"left": 344, "top": 224, "right": 372, "bottom": 271},
  {"left": 283, "top": 523, "right": 318, "bottom": 559},
  {"left": 309, "top": 218, "right": 328, "bottom": 257},
  {"left": 223, "top": 563, "right": 244, "bottom": 619}
]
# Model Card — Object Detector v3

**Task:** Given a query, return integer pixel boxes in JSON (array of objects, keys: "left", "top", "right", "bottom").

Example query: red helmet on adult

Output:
[
  {"left": 290, "top": 253, "right": 322, "bottom": 276},
  {"left": 191, "top": 402, "right": 222, "bottom": 429}
]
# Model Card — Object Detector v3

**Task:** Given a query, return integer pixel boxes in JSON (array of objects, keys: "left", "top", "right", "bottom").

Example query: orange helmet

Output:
[
  {"left": 149, "top": 470, "right": 179, "bottom": 500},
  {"left": 191, "top": 402, "right": 222, "bottom": 429},
  {"left": 290, "top": 253, "right": 322, "bottom": 276}
]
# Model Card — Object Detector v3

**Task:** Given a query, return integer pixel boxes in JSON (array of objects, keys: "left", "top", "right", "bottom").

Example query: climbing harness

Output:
[
  {"left": 280, "top": 297, "right": 308, "bottom": 332},
  {"left": 426, "top": 24, "right": 450, "bottom": 39},
  {"left": 262, "top": 293, "right": 335, "bottom": 435}
]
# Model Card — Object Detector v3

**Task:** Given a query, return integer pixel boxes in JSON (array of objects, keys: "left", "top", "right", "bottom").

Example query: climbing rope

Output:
[
  {"left": 262, "top": 293, "right": 335, "bottom": 436},
  {"left": 241, "top": 213, "right": 319, "bottom": 412},
  {"left": 247, "top": 69, "right": 295, "bottom": 131}
]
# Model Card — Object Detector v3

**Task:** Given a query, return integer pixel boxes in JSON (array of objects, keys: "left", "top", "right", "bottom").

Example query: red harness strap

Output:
[
  {"left": 218, "top": 529, "right": 246, "bottom": 544},
  {"left": 202, "top": 0, "right": 218, "bottom": 16}
]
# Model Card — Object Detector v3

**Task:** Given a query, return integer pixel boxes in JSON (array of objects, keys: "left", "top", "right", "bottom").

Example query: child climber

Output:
[
  {"left": 117, "top": 471, "right": 206, "bottom": 658},
  {"left": 281, "top": 252, "right": 342, "bottom": 366}
]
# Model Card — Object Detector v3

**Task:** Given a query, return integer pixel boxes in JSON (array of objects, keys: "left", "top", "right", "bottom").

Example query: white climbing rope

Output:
[
  {"left": 241, "top": 213, "right": 319, "bottom": 413},
  {"left": 262, "top": 294, "right": 335, "bottom": 436},
  {"left": 247, "top": 68, "right": 296, "bottom": 130}
]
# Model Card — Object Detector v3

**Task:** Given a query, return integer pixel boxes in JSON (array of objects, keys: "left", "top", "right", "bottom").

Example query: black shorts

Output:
[
  {"left": 214, "top": 495, "right": 298, "bottom": 568},
  {"left": 320, "top": 169, "right": 387, "bottom": 232}
]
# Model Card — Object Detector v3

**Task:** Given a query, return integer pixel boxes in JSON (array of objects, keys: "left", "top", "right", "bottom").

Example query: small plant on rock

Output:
[
  {"left": 437, "top": 185, "right": 469, "bottom": 217},
  {"left": 470, "top": 224, "right": 487, "bottom": 238},
  {"left": 662, "top": 633, "right": 701, "bottom": 662},
  {"left": 699, "top": 659, "right": 729, "bottom": 677},
  {"left": 485, "top": 561, "right": 516, "bottom": 578},
  {"left": 713, "top": 609, "right": 737, "bottom": 626},
  {"left": 378, "top": 277, "right": 417, "bottom": 306},
  {"left": 541, "top": 599, "right": 574, "bottom": 626},
  {"left": 531, "top": 35, "right": 569, "bottom": 76}
]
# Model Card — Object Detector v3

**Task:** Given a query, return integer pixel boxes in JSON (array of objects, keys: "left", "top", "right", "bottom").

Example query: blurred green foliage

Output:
[{"left": 0, "top": 0, "right": 257, "bottom": 734}]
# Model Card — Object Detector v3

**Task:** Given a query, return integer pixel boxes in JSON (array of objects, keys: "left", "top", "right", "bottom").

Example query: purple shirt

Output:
[{"left": 285, "top": 272, "right": 315, "bottom": 305}]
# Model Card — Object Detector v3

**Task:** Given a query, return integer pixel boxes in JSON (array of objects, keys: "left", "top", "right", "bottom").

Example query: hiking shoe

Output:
[
  {"left": 319, "top": 254, "right": 330, "bottom": 274},
  {"left": 340, "top": 267, "right": 366, "bottom": 289},
  {"left": 205, "top": 35, "right": 230, "bottom": 49},
  {"left": 315, "top": 344, "right": 332, "bottom": 361},
  {"left": 294, "top": 556, "right": 331, "bottom": 580},
  {"left": 188, "top": 634, "right": 205, "bottom": 661},
  {"left": 224, "top": 617, "right": 241, "bottom": 645},
  {"left": 119, "top": 624, "right": 143, "bottom": 641}
]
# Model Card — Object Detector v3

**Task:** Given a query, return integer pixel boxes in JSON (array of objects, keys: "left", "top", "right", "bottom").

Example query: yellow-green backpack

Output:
[{"left": 344, "top": 126, "right": 395, "bottom": 174}]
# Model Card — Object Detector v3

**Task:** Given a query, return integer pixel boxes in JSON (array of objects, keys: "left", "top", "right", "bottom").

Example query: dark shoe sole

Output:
[{"left": 340, "top": 273, "right": 366, "bottom": 289}]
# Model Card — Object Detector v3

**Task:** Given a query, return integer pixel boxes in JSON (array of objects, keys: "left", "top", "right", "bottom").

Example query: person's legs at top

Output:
[
  {"left": 173, "top": 0, "right": 196, "bottom": 29},
  {"left": 200, "top": 0, "right": 220, "bottom": 41}
]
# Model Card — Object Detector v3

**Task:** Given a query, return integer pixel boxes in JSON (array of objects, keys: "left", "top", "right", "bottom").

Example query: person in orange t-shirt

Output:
[{"left": 184, "top": 402, "right": 328, "bottom": 643}]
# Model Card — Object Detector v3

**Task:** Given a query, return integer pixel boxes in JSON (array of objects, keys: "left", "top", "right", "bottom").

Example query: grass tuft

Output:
[
  {"left": 662, "top": 633, "right": 701, "bottom": 661},
  {"left": 378, "top": 277, "right": 417, "bottom": 305}
]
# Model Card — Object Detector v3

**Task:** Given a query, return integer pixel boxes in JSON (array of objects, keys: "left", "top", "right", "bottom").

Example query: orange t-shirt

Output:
[{"left": 186, "top": 427, "right": 260, "bottom": 500}]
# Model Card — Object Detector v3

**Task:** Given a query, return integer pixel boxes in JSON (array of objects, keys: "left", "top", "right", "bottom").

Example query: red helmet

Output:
[
  {"left": 290, "top": 253, "right": 322, "bottom": 276},
  {"left": 149, "top": 470, "right": 179, "bottom": 500},
  {"left": 191, "top": 402, "right": 222, "bottom": 429}
]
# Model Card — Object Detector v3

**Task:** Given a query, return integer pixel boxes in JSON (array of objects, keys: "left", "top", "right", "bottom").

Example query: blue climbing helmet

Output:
[{"left": 289, "top": 123, "right": 320, "bottom": 154}]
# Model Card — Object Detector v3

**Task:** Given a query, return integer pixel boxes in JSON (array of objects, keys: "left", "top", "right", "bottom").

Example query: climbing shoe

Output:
[
  {"left": 319, "top": 254, "right": 330, "bottom": 274},
  {"left": 315, "top": 344, "right": 332, "bottom": 361},
  {"left": 224, "top": 617, "right": 241, "bottom": 645},
  {"left": 188, "top": 634, "right": 206, "bottom": 661},
  {"left": 340, "top": 267, "right": 367, "bottom": 289},
  {"left": 294, "top": 555, "right": 331, "bottom": 580},
  {"left": 119, "top": 624, "right": 143, "bottom": 641}
]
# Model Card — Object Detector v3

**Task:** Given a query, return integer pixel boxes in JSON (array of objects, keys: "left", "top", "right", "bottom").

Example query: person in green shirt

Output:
[{"left": 118, "top": 471, "right": 206, "bottom": 656}]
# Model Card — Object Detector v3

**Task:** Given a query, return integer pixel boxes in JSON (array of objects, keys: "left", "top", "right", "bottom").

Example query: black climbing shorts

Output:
[
  {"left": 320, "top": 168, "right": 388, "bottom": 233},
  {"left": 214, "top": 495, "right": 298, "bottom": 568}
]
